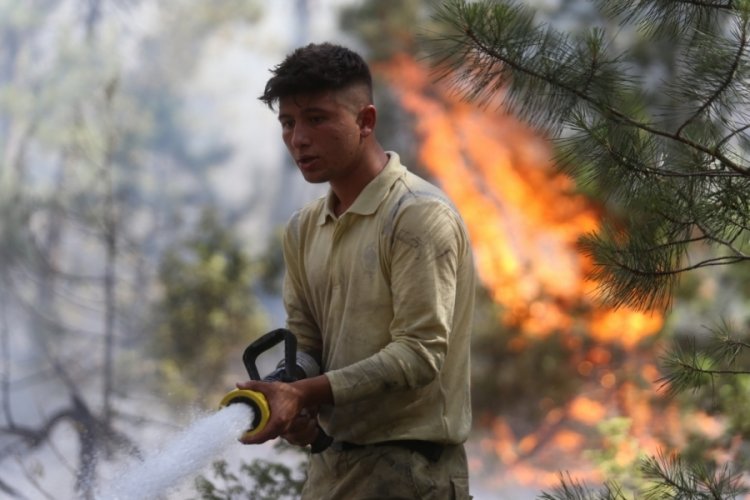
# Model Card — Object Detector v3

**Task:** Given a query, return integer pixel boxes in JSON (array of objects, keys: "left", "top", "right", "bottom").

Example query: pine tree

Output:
[{"left": 425, "top": 0, "right": 750, "bottom": 497}]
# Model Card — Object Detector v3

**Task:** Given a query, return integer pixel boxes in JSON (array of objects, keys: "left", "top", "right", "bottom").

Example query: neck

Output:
[{"left": 331, "top": 146, "right": 388, "bottom": 216}]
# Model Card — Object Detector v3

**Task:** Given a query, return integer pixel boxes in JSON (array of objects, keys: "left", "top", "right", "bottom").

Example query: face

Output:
[{"left": 277, "top": 88, "right": 371, "bottom": 185}]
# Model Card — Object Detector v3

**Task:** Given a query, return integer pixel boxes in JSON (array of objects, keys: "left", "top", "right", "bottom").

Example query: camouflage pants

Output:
[{"left": 301, "top": 442, "right": 471, "bottom": 500}]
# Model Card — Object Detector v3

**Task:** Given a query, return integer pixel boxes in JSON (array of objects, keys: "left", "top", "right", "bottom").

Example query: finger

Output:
[{"left": 236, "top": 380, "right": 265, "bottom": 391}]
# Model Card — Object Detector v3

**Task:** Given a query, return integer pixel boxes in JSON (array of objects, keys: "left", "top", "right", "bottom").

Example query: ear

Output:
[{"left": 357, "top": 105, "right": 377, "bottom": 137}]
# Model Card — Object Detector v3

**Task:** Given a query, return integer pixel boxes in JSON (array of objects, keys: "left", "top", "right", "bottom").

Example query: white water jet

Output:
[{"left": 97, "top": 403, "right": 254, "bottom": 500}]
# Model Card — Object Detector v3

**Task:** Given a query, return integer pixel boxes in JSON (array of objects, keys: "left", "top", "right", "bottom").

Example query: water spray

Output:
[
  {"left": 219, "top": 328, "right": 325, "bottom": 441},
  {"left": 98, "top": 329, "right": 321, "bottom": 499}
]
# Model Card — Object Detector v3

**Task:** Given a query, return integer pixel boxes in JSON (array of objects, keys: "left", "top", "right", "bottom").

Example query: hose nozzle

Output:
[{"left": 219, "top": 389, "right": 270, "bottom": 440}]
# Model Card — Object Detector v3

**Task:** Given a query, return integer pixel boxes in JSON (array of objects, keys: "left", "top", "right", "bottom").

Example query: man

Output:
[{"left": 237, "top": 42, "right": 475, "bottom": 499}]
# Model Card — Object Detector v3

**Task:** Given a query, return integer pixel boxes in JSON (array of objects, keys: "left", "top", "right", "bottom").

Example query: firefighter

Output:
[{"left": 237, "top": 42, "right": 475, "bottom": 499}]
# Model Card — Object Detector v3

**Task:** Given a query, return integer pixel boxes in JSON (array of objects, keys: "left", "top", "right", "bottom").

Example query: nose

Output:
[{"left": 289, "top": 124, "right": 310, "bottom": 149}]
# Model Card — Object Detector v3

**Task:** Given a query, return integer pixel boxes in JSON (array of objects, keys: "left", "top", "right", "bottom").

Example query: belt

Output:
[{"left": 330, "top": 440, "right": 444, "bottom": 463}]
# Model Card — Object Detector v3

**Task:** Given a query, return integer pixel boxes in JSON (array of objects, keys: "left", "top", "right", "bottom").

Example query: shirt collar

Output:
[{"left": 317, "top": 152, "right": 406, "bottom": 226}]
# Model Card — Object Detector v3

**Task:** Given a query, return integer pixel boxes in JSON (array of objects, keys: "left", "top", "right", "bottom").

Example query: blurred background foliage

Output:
[{"left": 151, "top": 208, "right": 267, "bottom": 405}]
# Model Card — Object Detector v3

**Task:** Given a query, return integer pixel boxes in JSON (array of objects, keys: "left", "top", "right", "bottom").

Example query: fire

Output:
[
  {"left": 590, "top": 309, "right": 663, "bottom": 347},
  {"left": 378, "top": 54, "right": 661, "bottom": 342},
  {"left": 569, "top": 396, "right": 606, "bottom": 425},
  {"left": 375, "top": 54, "right": 731, "bottom": 492}
]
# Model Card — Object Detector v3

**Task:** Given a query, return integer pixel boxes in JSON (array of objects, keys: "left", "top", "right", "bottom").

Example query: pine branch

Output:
[
  {"left": 430, "top": 0, "right": 750, "bottom": 176},
  {"left": 692, "top": 220, "right": 750, "bottom": 257},
  {"left": 538, "top": 473, "right": 626, "bottom": 500},
  {"left": 679, "top": 0, "right": 736, "bottom": 7},
  {"left": 579, "top": 219, "right": 687, "bottom": 309},
  {"left": 658, "top": 324, "right": 750, "bottom": 397},
  {"left": 579, "top": 177, "right": 748, "bottom": 308},
  {"left": 640, "top": 452, "right": 697, "bottom": 499},
  {"left": 563, "top": 115, "right": 743, "bottom": 180},
  {"left": 640, "top": 451, "right": 748, "bottom": 499},
  {"left": 611, "top": 0, "right": 737, "bottom": 14},
  {"left": 675, "top": 11, "right": 748, "bottom": 136},
  {"left": 600, "top": 0, "right": 737, "bottom": 37},
  {"left": 707, "top": 320, "right": 750, "bottom": 363},
  {"left": 581, "top": 212, "right": 745, "bottom": 308},
  {"left": 717, "top": 122, "right": 750, "bottom": 148},
  {"left": 426, "top": 0, "right": 750, "bottom": 311}
]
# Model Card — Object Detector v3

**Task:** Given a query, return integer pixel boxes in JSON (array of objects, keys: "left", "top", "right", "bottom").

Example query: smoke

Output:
[{"left": 0, "top": 1, "right": 353, "bottom": 498}]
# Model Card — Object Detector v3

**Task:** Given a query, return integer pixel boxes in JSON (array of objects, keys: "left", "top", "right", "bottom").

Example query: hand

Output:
[
  {"left": 235, "top": 380, "right": 304, "bottom": 445},
  {"left": 235, "top": 375, "right": 333, "bottom": 446},
  {"left": 282, "top": 411, "right": 319, "bottom": 447}
]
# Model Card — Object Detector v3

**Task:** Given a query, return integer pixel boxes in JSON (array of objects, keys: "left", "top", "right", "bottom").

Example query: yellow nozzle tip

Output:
[{"left": 219, "top": 388, "right": 271, "bottom": 439}]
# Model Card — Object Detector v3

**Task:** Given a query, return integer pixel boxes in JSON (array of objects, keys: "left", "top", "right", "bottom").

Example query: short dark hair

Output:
[{"left": 259, "top": 43, "right": 372, "bottom": 109}]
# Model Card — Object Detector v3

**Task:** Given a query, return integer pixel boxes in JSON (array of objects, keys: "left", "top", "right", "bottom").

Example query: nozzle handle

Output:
[{"left": 242, "top": 328, "right": 298, "bottom": 382}]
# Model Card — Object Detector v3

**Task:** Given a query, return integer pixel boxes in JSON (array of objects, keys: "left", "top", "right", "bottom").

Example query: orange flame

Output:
[
  {"left": 374, "top": 54, "right": 731, "bottom": 492},
  {"left": 378, "top": 54, "right": 740, "bottom": 495},
  {"left": 378, "top": 54, "right": 662, "bottom": 342}
]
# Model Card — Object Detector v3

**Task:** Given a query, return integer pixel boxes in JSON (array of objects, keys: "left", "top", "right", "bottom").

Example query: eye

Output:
[
  {"left": 309, "top": 115, "right": 326, "bottom": 125},
  {"left": 280, "top": 119, "right": 294, "bottom": 131}
]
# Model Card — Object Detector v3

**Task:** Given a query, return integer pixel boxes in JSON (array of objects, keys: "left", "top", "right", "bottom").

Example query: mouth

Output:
[{"left": 297, "top": 156, "right": 318, "bottom": 170}]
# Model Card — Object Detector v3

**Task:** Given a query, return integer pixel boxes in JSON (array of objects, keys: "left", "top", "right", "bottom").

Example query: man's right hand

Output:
[
  {"left": 235, "top": 375, "right": 333, "bottom": 445},
  {"left": 235, "top": 380, "right": 304, "bottom": 445}
]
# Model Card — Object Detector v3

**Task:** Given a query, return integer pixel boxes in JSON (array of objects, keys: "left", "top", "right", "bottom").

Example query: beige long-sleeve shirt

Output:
[{"left": 282, "top": 152, "right": 475, "bottom": 445}]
